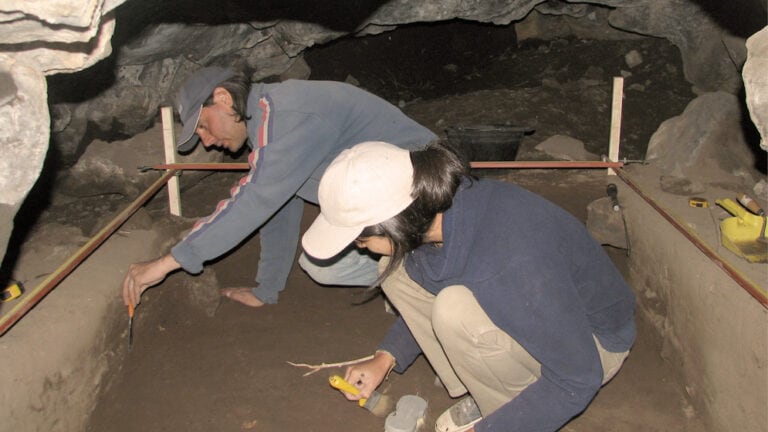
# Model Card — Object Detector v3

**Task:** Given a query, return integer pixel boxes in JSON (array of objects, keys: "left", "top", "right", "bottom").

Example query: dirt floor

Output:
[
  {"left": 84, "top": 170, "right": 705, "bottom": 432},
  {"left": 11, "top": 21, "right": 712, "bottom": 432},
  {"left": 83, "top": 169, "right": 706, "bottom": 432}
]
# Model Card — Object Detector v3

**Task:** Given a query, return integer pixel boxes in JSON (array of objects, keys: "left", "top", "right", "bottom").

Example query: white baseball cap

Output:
[{"left": 302, "top": 141, "right": 415, "bottom": 259}]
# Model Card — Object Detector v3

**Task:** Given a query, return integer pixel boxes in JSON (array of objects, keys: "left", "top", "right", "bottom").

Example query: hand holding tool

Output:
[{"left": 328, "top": 374, "right": 393, "bottom": 417}]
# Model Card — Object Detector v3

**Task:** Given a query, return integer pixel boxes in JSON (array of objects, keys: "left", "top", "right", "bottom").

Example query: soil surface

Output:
[
  {"left": 23, "top": 21, "right": 709, "bottom": 432},
  {"left": 85, "top": 173, "right": 704, "bottom": 432}
]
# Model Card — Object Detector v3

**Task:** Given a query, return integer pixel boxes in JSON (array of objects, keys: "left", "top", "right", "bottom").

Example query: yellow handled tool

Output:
[
  {"left": 328, "top": 375, "right": 392, "bottom": 417},
  {"left": 329, "top": 375, "right": 368, "bottom": 407}
]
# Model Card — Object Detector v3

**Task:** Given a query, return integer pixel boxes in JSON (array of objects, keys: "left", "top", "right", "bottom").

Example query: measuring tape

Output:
[
  {"left": 688, "top": 197, "right": 709, "bottom": 208},
  {"left": 1, "top": 281, "right": 23, "bottom": 302}
]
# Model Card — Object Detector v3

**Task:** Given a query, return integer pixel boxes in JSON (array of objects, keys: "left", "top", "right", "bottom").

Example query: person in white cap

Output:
[
  {"left": 302, "top": 141, "right": 637, "bottom": 432},
  {"left": 121, "top": 67, "right": 436, "bottom": 309}
]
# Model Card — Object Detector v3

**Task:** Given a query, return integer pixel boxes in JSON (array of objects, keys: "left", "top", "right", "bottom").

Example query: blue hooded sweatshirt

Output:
[
  {"left": 171, "top": 80, "right": 436, "bottom": 303},
  {"left": 380, "top": 178, "right": 636, "bottom": 432}
]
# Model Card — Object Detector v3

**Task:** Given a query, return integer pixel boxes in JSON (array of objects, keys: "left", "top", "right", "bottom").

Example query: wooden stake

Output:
[
  {"left": 608, "top": 77, "right": 624, "bottom": 176},
  {"left": 161, "top": 106, "right": 182, "bottom": 216}
]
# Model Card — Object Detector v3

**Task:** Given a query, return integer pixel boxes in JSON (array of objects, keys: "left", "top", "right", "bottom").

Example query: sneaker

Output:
[{"left": 434, "top": 397, "right": 482, "bottom": 432}]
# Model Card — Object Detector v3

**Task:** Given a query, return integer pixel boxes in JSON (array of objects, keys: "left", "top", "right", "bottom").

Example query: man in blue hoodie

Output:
[
  {"left": 302, "top": 141, "right": 636, "bottom": 432},
  {"left": 121, "top": 67, "right": 436, "bottom": 309}
]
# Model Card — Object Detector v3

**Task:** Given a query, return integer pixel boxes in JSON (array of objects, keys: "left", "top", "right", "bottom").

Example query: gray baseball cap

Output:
[{"left": 175, "top": 66, "right": 236, "bottom": 153}]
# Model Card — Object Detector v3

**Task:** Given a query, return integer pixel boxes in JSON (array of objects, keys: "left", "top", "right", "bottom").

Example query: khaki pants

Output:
[{"left": 381, "top": 260, "right": 629, "bottom": 416}]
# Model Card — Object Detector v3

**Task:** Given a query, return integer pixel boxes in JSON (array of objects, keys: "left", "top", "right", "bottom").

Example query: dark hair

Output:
[
  {"left": 202, "top": 73, "right": 252, "bottom": 123},
  {"left": 361, "top": 141, "right": 472, "bottom": 286}
]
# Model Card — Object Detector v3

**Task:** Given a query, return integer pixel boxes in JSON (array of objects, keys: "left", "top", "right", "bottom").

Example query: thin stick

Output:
[{"left": 287, "top": 355, "right": 374, "bottom": 376}]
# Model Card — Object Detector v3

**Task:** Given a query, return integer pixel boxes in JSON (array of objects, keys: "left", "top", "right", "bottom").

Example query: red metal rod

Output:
[
  {"left": 0, "top": 170, "right": 179, "bottom": 336},
  {"left": 149, "top": 163, "right": 249, "bottom": 170},
  {"left": 148, "top": 161, "right": 625, "bottom": 171},
  {"left": 612, "top": 168, "right": 767, "bottom": 308},
  {"left": 5, "top": 160, "right": 760, "bottom": 337},
  {"left": 470, "top": 161, "right": 624, "bottom": 169}
]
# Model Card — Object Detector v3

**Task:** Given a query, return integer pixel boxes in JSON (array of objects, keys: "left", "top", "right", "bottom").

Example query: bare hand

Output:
[
  {"left": 343, "top": 351, "right": 395, "bottom": 400},
  {"left": 122, "top": 254, "right": 180, "bottom": 307}
]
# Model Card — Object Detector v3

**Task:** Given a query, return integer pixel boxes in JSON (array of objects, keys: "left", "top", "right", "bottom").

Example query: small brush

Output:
[
  {"left": 127, "top": 303, "right": 134, "bottom": 351},
  {"left": 329, "top": 375, "right": 394, "bottom": 417}
]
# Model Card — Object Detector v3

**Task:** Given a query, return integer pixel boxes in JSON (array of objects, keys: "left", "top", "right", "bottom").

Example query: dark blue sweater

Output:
[{"left": 379, "top": 178, "right": 636, "bottom": 432}]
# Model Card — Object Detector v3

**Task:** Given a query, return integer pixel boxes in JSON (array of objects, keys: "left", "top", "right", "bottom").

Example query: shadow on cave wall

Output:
[{"left": 689, "top": 0, "right": 766, "bottom": 38}]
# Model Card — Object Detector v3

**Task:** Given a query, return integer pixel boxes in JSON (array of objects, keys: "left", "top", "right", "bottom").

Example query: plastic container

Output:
[
  {"left": 384, "top": 395, "right": 428, "bottom": 432},
  {"left": 445, "top": 124, "right": 533, "bottom": 161}
]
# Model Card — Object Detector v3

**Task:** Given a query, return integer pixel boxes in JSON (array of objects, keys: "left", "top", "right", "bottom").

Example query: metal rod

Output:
[
  {"left": 5, "top": 160, "right": 761, "bottom": 336},
  {"left": 143, "top": 163, "right": 250, "bottom": 171},
  {"left": 470, "top": 161, "right": 624, "bottom": 169},
  {"left": 144, "top": 161, "right": 625, "bottom": 171},
  {"left": 4, "top": 159, "right": 620, "bottom": 336},
  {"left": 612, "top": 168, "right": 767, "bottom": 308},
  {"left": 0, "top": 170, "right": 179, "bottom": 336}
]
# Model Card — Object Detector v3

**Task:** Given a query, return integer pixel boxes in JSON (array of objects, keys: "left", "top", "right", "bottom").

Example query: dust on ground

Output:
[{"left": 16, "top": 20, "right": 706, "bottom": 432}]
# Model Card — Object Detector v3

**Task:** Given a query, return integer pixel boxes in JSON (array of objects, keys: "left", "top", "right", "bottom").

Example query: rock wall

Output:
[{"left": 744, "top": 27, "right": 768, "bottom": 151}]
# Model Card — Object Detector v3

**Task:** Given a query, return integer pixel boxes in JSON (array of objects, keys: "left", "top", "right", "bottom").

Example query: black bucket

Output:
[{"left": 445, "top": 124, "right": 533, "bottom": 161}]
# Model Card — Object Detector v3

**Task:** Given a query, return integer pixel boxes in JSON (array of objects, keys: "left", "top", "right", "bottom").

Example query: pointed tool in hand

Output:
[{"left": 127, "top": 303, "right": 134, "bottom": 351}]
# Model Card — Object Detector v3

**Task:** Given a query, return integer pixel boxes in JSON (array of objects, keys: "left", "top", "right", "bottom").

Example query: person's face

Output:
[
  {"left": 195, "top": 87, "right": 248, "bottom": 153},
  {"left": 354, "top": 236, "right": 394, "bottom": 256}
]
